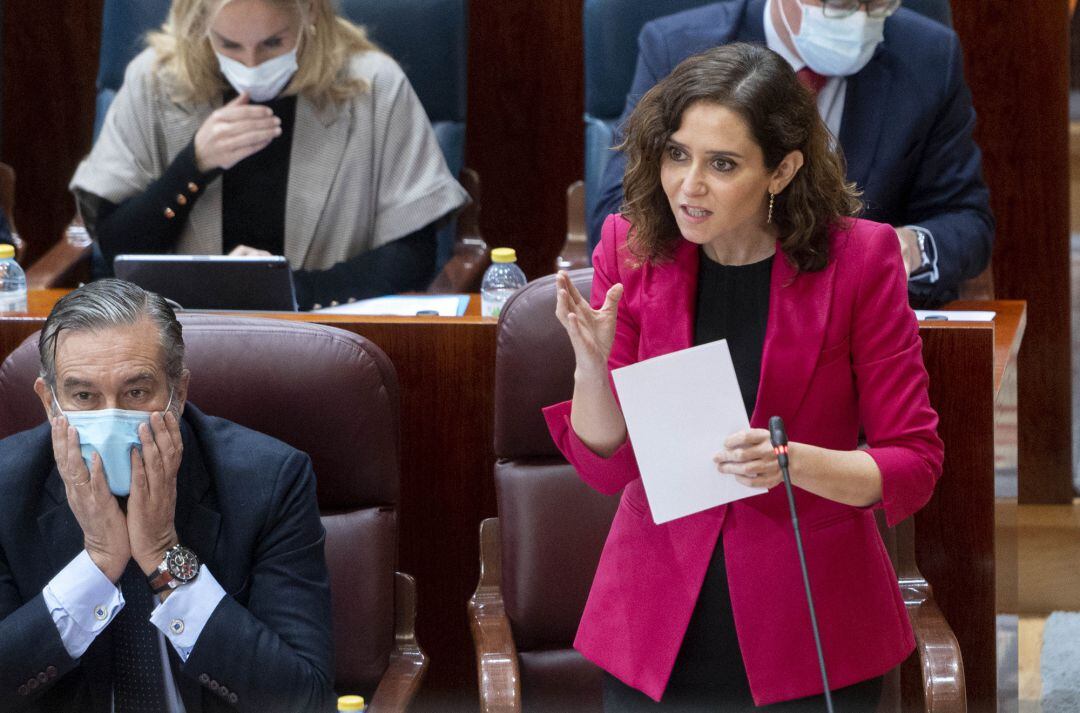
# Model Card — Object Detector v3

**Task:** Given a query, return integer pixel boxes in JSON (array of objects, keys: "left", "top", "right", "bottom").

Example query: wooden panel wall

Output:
[
  {"left": 0, "top": 0, "right": 102, "bottom": 265},
  {"left": 466, "top": 0, "right": 584, "bottom": 279},
  {"left": 951, "top": 1, "right": 1074, "bottom": 503}
]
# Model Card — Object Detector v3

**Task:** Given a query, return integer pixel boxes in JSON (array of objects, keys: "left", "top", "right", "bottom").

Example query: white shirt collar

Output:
[{"left": 763, "top": 0, "right": 806, "bottom": 72}]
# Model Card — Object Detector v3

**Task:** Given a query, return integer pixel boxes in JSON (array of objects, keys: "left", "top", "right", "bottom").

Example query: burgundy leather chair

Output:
[
  {"left": 469, "top": 269, "right": 965, "bottom": 713},
  {"left": 0, "top": 314, "right": 426, "bottom": 711}
]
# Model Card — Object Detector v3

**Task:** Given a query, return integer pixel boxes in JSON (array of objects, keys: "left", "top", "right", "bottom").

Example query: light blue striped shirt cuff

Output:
[
  {"left": 42, "top": 550, "right": 125, "bottom": 659},
  {"left": 149, "top": 564, "right": 226, "bottom": 661}
]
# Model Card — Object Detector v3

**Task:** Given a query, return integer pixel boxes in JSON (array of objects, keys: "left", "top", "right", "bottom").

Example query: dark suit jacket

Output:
[
  {"left": 590, "top": 0, "right": 994, "bottom": 307},
  {"left": 0, "top": 404, "right": 335, "bottom": 713}
]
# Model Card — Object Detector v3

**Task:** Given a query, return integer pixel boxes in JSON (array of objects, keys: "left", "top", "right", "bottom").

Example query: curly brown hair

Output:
[{"left": 618, "top": 42, "right": 861, "bottom": 271}]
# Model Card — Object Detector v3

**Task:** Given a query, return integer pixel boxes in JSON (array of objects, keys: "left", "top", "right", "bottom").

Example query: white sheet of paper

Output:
[
  {"left": 611, "top": 340, "right": 765, "bottom": 524},
  {"left": 313, "top": 295, "right": 467, "bottom": 316},
  {"left": 915, "top": 309, "right": 996, "bottom": 322}
]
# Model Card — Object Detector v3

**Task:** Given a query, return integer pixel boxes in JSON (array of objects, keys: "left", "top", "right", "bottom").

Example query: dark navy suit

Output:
[
  {"left": 590, "top": 0, "right": 994, "bottom": 307},
  {"left": 0, "top": 404, "right": 335, "bottom": 712}
]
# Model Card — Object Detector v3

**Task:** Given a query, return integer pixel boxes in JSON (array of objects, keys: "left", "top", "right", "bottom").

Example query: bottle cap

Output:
[
  {"left": 0, "top": 244, "right": 14, "bottom": 259},
  {"left": 490, "top": 247, "right": 517, "bottom": 263},
  {"left": 337, "top": 695, "right": 366, "bottom": 711}
]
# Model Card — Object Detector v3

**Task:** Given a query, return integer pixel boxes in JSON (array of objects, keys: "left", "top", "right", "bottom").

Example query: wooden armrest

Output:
[
  {"left": 556, "top": 181, "right": 590, "bottom": 272},
  {"left": 369, "top": 572, "right": 428, "bottom": 713},
  {"left": 428, "top": 167, "right": 489, "bottom": 294},
  {"left": 468, "top": 518, "right": 522, "bottom": 713},
  {"left": 893, "top": 518, "right": 966, "bottom": 713},
  {"left": 428, "top": 241, "right": 490, "bottom": 294},
  {"left": 10, "top": 232, "right": 26, "bottom": 265},
  {"left": 901, "top": 589, "right": 967, "bottom": 713},
  {"left": 26, "top": 222, "right": 93, "bottom": 290}
]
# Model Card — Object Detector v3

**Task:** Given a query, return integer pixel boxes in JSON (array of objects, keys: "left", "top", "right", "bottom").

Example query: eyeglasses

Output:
[{"left": 821, "top": 0, "right": 901, "bottom": 19}]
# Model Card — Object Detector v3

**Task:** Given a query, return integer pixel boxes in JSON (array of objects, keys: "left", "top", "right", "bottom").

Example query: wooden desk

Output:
[
  {"left": 0, "top": 295, "right": 1025, "bottom": 711},
  {"left": 918, "top": 300, "right": 1025, "bottom": 713}
]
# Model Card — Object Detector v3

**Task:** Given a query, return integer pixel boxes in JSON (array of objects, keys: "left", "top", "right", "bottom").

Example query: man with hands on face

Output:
[{"left": 0, "top": 279, "right": 334, "bottom": 712}]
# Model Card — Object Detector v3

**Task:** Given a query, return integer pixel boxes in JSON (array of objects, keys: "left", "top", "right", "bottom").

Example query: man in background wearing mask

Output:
[
  {"left": 0, "top": 279, "right": 335, "bottom": 712},
  {"left": 590, "top": 0, "right": 993, "bottom": 308}
]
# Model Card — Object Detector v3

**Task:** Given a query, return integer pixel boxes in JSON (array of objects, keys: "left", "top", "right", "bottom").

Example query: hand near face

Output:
[
  {"left": 895, "top": 227, "right": 920, "bottom": 277},
  {"left": 714, "top": 428, "right": 783, "bottom": 489},
  {"left": 554, "top": 270, "right": 624, "bottom": 380},
  {"left": 51, "top": 416, "right": 130, "bottom": 583},
  {"left": 228, "top": 244, "right": 274, "bottom": 257},
  {"left": 127, "top": 410, "right": 183, "bottom": 575},
  {"left": 194, "top": 91, "right": 282, "bottom": 172}
]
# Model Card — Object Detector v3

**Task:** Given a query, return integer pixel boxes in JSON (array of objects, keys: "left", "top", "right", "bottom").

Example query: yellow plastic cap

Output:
[
  {"left": 337, "top": 695, "right": 366, "bottom": 711},
  {"left": 490, "top": 247, "right": 517, "bottom": 263},
  {"left": 0, "top": 244, "right": 14, "bottom": 259}
]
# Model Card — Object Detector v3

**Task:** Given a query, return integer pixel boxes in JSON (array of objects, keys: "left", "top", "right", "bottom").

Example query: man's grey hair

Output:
[{"left": 38, "top": 279, "right": 185, "bottom": 388}]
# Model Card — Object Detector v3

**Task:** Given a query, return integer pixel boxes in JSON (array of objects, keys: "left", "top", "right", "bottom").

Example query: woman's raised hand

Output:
[
  {"left": 194, "top": 92, "right": 283, "bottom": 172},
  {"left": 555, "top": 270, "right": 623, "bottom": 379}
]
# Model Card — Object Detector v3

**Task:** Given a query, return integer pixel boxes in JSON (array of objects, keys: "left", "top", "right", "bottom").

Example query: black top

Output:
[
  {"left": 88, "top": 93, "right": 438, "bottom": 310},
  {"left": 221, "top": 93, "right": 296, "bottom": 256},
  {"left": 692, "top": 249, "right": 772, "bottom": 416}
]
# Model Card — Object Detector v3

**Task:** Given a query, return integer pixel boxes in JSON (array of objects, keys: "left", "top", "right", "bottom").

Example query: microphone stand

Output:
[{"left": 770, "top": 416, "right": 834, "bottom": 713}]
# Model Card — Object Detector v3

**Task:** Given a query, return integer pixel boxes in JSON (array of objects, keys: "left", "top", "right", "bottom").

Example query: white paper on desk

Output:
[
  {"left": 611, "top": 340, "right": 764, "bottom": 524},
  {"left": 313, "top": 294, "right": 468, "bottom": 316},
  {"left": 915, "top": 309, "right": 996, "bottom": 322}
]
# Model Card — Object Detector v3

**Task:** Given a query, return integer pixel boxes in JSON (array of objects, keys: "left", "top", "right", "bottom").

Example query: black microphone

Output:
[{"left": 769, "top": 416, "right": 833, "bottom": 713}]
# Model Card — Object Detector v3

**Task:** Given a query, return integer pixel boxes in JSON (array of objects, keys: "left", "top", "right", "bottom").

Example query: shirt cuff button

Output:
[
  {"left": 170, "top": 619, "right": 185, "bottom": 635},
  {"left": 93, "top": 605, "right": 108, "bottom": 621}
]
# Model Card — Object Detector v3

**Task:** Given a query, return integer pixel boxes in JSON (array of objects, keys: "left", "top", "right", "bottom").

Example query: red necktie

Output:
[{"left": 797, "top": 67, "right": 828, "bottom": 96}]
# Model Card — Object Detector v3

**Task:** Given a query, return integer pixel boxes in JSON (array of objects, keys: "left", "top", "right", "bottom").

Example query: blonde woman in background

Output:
[{"left": 71, "top": 0, "right": 468, "bottom": 309}]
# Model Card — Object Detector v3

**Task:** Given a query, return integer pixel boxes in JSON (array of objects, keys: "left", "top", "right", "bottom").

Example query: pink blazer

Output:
[{"left": 543, "top": 214, "right": 944, "bottom": 705}]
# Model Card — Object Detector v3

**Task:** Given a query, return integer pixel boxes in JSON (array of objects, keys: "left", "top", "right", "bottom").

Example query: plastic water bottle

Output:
[
  {"left": 481, "top": 247, "right": 527, "bottom": 318},
  {"left": 0, "top": 244, "right": 27, "bottom": 313},
  {"left": 337, "top": 695, "right": 366, "bottom": 711}
]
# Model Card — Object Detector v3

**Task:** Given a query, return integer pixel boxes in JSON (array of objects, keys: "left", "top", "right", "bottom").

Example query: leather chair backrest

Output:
[
  {"left": 582, "top": 0, "right": 710, "bottom": 223},
  {"left": 337, "top": 0, "right": 468, "bottom": 270},
  {"left": 0, "top": 314, "right": 399, "bottom": 695},
  {"left": 494, "top": 270, "right": 618, "bottom": 647},
  {"left": 338, "top": 0, "right": 467, "bottom": 179},
  {"left": 93, "top": 0, "right": 170, "bottom": 140},
  {"left": 581, "top": 0, "right": 953, "bottom": 237}
]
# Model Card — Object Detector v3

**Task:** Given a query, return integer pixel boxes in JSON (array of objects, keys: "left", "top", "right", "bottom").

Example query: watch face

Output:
[{"left": 166, "top": 546, "right": 200, "bottom": 583}]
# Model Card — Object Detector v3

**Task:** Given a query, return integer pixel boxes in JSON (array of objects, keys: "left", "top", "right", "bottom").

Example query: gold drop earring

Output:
[{"left": 766, "top": 192, "right": 775, "bottom": 224}]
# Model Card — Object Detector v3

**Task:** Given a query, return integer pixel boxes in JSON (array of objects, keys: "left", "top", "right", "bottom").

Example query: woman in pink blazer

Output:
[{"left": 543, "top": 43, "right": 943, "bottom": 711}]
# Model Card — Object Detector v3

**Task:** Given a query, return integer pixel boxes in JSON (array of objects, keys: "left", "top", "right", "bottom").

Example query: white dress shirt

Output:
[{"left": 42, "top": 550, "right": 227, "bottom": 713}]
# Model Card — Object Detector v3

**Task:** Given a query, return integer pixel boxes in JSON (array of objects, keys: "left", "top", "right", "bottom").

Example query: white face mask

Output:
[
  {"left": 215, "top": 46, "right": 299, "bottom": 102},
  {"left": 781, "top": 2, "right": 885, "bottom": 77}
]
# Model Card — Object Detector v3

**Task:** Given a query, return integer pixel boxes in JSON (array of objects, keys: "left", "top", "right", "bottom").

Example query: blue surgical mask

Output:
[
  {"left": 52, "top": 391, "right": 174, "bottom": 497},
  {"left": 781, "top": 2, "right": 885, "bottom": 77}
]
